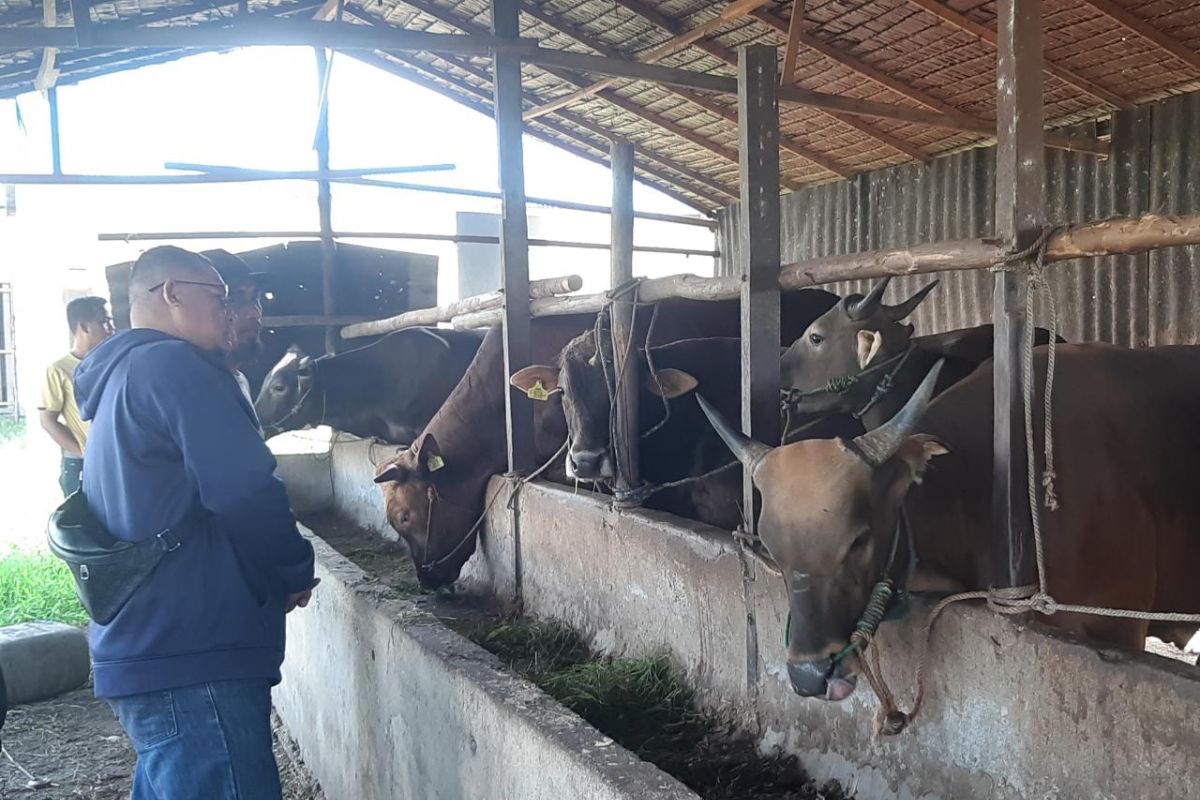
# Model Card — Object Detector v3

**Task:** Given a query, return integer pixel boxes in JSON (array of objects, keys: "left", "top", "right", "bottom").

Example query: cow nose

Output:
[
  {"left": 787, "top": 659, "right": 832, "bottom": 698},
  {"left": 569, "top": 448, "right": 607, "bottom": 479}
]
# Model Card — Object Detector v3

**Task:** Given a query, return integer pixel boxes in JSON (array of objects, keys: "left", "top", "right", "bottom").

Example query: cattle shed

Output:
[{"left": 6, "top": 0, "right": 1200, "bottom": 798}]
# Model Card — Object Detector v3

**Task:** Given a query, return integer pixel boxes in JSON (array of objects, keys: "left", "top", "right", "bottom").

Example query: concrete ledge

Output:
[
  {"left": 274, "top": 525, "right": 700, "bottom": 800},
  {"left": 467, "top": 478, "right": 1200, "bottom": 800}
]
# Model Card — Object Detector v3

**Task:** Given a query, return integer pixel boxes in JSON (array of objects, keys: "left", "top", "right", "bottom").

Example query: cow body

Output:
[
  {"left": 699, "top": 343, "right": 1200, "bottom": 700},
  {"left": 373, "top": 316, "right": 593, "bottom": 588},
  {"left": 255, "top": 327, "right": 484, "bottom": 442}
]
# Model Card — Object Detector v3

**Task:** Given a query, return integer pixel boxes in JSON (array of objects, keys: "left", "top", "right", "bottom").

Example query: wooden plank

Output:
[
  {"left": 902, "top": 0, "right": 1133, "bottom": 110},
  {"left": 492, "top": 0, "right": 534, "bottom": 475},
  {"left": 609, "top": 140, "right": 640, "bottom": 498},
  {"left": 780, "top": 0, "right": 805, "bottom": 85},
  {"left": 521, "top": 48, "right": 737, "bottom": 95},
  {"left": 738, "top": 44, "right": 781, "bottom": 535},
  {"left": 314, "top": 46, "right": 337, "bottom": 356},
  {"left": 1079, "top": 0, "right": 1200, "bottom": 72},
  {"left": 340, "top": 275, "right": 582, "bottom": 338},
  {"left": 522, "top": 0, "right": 769, "bottom": 120},
  {"left": 992, "top": 0, "right": 1042, "bottom": 590},
  {"left": 0, "top": 19, "right": 536, "bottom": 53},
  {"left": 777, "top": 83, "right": 1107, "bottom": 155}
]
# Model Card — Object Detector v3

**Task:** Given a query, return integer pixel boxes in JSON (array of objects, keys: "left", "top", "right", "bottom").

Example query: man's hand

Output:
[{"left": 285, "top": 578, "right": 321, "bottom": 613}]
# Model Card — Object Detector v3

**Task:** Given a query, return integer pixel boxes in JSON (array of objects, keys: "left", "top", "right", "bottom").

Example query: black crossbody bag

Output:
[{"left": 46, "top": 491, "right": 205, "bottom": 625}]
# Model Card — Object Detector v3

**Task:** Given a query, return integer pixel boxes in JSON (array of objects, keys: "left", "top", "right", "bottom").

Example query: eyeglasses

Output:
[{"left": 148, "top": 280, "right": 230, "bottom": 305}]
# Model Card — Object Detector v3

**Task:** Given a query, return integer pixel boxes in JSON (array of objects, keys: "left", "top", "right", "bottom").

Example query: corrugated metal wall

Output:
[{"left": 717, "top": 92, "right": 1200, "bottom": 347}]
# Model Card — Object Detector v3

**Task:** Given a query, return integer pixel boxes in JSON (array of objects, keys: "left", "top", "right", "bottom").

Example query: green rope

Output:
[
  {"left": 783, "top": 579, "right": 895, "bottom": 662},
  {"left": 832, "top": 580, "right": 895, "bottom": 663}
]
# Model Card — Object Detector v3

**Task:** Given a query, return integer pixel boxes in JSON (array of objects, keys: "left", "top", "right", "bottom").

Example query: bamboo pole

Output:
[
  {"left": 340, "top": 274, "right": 582, "bottom": 338},
  {"left": 445, "top": 211, "right": 1200, "bottom": 328}
]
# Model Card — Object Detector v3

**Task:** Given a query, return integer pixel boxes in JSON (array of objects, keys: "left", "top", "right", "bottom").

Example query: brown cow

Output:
[{"left": 698, "top": 344, "right": 1200, "bottom": 700}]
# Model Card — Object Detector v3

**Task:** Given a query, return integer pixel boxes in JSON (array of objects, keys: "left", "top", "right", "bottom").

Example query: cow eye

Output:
[
  {"left": 849, "top": 529, "right": 871, "bottom": 553},
  {"left": 809, "top": 332, "right": 824, "bottom": 346}
]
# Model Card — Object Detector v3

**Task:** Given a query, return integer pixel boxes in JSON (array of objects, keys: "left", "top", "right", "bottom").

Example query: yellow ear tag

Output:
[
  {"left": 527, "top": 381, "right": 551, "bottom": 402},
  {"left": 427, "top": 454, "right": 446, "bottom": 472}
]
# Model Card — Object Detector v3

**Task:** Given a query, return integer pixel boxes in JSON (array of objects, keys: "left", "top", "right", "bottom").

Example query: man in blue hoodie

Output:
[{"left": 75, "top": 245, "right": 317, "bottom": 800}]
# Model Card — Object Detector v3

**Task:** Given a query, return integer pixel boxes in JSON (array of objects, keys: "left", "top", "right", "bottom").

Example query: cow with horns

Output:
[
  {"left": 697, "top": 343, "right": 1200, "bottom": 701},
  {"left": 779, "top": 276, "right": 1061, "bottom": 434}
]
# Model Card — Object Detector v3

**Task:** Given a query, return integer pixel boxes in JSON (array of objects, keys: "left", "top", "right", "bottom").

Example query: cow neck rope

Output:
[
  {"left": 780, "top": 345, "right": 916, "bottom": 422},
  {"left": 860, "top": 225, "right": 1200, "bottom": 738},
  {"left": 417, "top": 439, "right": 568, "bottom": 573}
]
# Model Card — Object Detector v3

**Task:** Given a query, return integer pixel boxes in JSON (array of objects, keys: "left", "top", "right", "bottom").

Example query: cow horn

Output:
[
  {"left": 696, "top": 394, "right": 773, "bottom": 477},
  {"left": 848, "top": 277, "right": 892, "bottom": 321},
  {"left": 883, "top": 279, "right": 939, "bottom": 322},
  {"left": 850, "top": 360, "right": 943, "bottom": 467}
]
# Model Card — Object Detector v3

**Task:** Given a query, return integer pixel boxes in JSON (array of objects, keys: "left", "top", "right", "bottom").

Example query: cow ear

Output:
[
  {"left": 416, "top": 434, "right": 446, "bottom": 474},
  {"left": 510, "top": 365, "right": 561, "bottom": 399},
  {"left": 892, "top": 434, "right": 949, "bottom": 485},
  {"left": 646, "top": 368, "right": 698, "bottom": 399},
  {"left": 856, "top": 330, "right": 884, "bottom": 368},
  {"left": 374, "top": 461, "right": 402, "bottom": 484}
]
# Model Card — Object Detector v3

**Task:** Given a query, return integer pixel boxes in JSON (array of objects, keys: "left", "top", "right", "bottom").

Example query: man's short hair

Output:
[
  {"left": 66, "top": 296, "right": 108, "bottom": 334},
  {"left": 128, "top": 245, "right": 215, "bottom": 303}
]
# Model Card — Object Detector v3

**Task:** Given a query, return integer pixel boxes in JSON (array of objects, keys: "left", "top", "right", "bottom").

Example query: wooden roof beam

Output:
[
  {"left": 780, "top": 0, "right": 804, "bottom": 85},
  {"left": 522, "top": 0, "right": 771, "bottom": 122},
  {"left": 518, "top": 1, "right": 852, "bottom": 180},
  {"left": 753, "top": 7, "right": 969, "bottom": 117},
  {"left": 356, "top": 50, "right": 729, "bottom": 209},
  {"left": 366, "top": 2, "right": 758, "bottom": 193},
  {"left": 901, "top": 0, "right": 1133, "bottom": 109},
  {"left": 1077, "top": 0, "right": 1200, "bottom": 73},
  {"left": 607, "top": 0, "right": 926, "bottom": 165}
]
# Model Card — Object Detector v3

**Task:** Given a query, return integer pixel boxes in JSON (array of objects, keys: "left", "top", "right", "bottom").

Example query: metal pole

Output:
[
  {"left": 48, "top": 87, "right": 62, "bottom": 175},
  {"left": 737, "top": 44, "right": 781, "bottom": 536},
  {"left": 492, "top": 0, "right": 534, "bottom": 475},
  {"left": 609, "top": 139, "right": 640, "bottom": 499},
  {"left": 992, "top": 0, "right": 1043, "bottom": 589},
  {"left": 314, "top": 47, "right": 337, "bottom": 356}
]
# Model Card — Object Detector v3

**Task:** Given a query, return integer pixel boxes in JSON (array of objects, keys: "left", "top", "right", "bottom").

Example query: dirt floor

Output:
[{"left": 0, "top": 686, "right": 325, "bottom": 800}]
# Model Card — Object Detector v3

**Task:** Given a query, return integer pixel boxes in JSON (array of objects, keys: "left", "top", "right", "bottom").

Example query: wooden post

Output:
[
  {"left": 47, "top": 87, "right": 62, "bottom": 175},
  {"left": 992, "top": 0, "right": 1042, "bottom": 589},
  {"left": 609, "top": 139, "right": 640, "bottom": 499},
  {"left": 492, "top": 0, "right": 534, "bottom": 474},
  {"left": 737, "top": 44, "right": 781, "bottom": 535},
  {"left": 314, "top": 47, "right": 337, "bottom": 356}
]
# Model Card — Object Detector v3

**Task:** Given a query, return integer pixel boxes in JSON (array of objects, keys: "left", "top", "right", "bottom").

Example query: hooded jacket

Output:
[{"left": 75, "top": 328, "right": 314, "bottom": 698}]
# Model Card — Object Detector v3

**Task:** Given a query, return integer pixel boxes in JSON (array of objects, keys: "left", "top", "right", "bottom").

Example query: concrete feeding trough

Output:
[
  {"left": 272, "top": 438, "right": 702, "bottom": 800},
  {"left": 277, "top": 435, "right": 1200, "bottom": 800}
]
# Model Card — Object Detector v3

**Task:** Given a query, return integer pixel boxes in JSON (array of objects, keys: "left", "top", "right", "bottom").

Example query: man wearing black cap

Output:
[{"left": 201, "top": 249, "right": 266, "bottom": 407}]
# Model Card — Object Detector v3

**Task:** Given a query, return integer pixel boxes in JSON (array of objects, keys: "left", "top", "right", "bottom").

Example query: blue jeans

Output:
[{"left": 108, "top": 680, "right": 282, "bottom": 800}]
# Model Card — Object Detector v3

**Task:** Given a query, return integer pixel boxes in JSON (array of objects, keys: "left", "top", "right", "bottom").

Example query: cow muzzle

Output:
[
  {"left": 565, "top": 445, "right": 614, "bottom": 481},
  {"left": 787, "top": 657, "right": 858, "bottom": 702}
]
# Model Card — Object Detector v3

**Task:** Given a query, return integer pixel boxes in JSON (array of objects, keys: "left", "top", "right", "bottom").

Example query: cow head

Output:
[
  {"left": 255, "top": 347, "right": 318, "bottom": 436},
  {"left": 373, "top": 434, "right": 462, "bottom": 588},
  {"left": 697, "top": 362, "right": 947, "bottom": 701},
  {"left": 509, "top": 330, "right": 697, "bottom": 483},
  {"left": 780, "top": 278, "right": 938, "bottom": 415}
]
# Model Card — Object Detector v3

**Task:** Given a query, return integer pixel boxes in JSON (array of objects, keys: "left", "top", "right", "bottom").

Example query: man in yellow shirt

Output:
[{"left": 39, "top": 296, "right": 114, "bottom": 495}]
